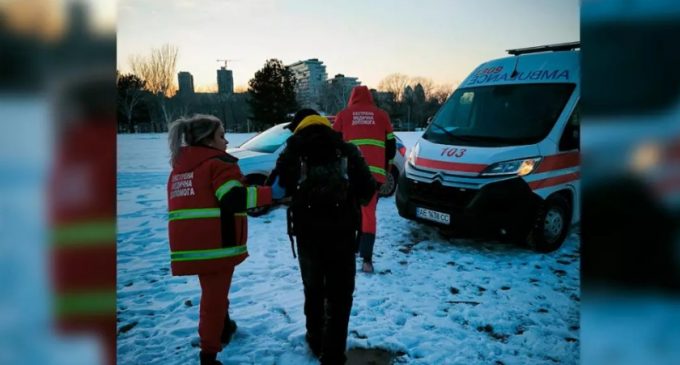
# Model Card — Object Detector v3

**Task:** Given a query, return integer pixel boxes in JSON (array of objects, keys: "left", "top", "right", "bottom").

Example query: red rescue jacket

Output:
[
  {"left": 333, "top": 86, "right": 396, "bottom": 184},
  {"left": 167, "top": 146, "right": 272, "bottom": 276},
  {"left": 49, "top": 120, "right": 116, "bottom": 363}
]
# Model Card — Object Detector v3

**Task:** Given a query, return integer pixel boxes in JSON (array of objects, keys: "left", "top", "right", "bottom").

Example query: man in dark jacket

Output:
[{"left": 272, "top": 109, "right": 376, "bottom": 364}]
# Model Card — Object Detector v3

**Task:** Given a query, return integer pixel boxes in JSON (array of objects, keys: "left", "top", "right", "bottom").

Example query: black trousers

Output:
[{"left": 296, "top": 233, "right": 356, "bottom": 365}]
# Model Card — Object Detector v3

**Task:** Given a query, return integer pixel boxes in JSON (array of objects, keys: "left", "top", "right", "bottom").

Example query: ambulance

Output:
[{"left": 396, "top": 42, "right": 580, "bottom": 252}]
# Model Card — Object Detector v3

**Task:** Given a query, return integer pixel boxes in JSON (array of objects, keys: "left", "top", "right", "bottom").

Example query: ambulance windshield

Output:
[
  {"left": 423, "top": 83, "right": 575, "bottom": 146},
  {"left": 239, "top": 123, "right": 293, "bottom": 153}
]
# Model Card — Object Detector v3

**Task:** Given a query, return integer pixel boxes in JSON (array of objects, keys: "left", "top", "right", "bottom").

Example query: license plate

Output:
[{"left": 415, "top": 207, "right": 451, "bottom": 225}]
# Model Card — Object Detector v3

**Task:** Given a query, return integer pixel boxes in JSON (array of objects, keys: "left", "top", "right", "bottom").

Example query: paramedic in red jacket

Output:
[
  {"left": 166, "top": 115, "right": 283, "bottom": 365},
  {"left": 49, "top": 75, "right": 116, "bottom": 365},
  {"left": 333, "top": 86, "right": 396, "bottom": 273}
]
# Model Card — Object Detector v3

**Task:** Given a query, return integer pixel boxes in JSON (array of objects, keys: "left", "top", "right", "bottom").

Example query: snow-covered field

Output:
[{"left": 117, "top": 132, "right": 580, "bottom": 365}]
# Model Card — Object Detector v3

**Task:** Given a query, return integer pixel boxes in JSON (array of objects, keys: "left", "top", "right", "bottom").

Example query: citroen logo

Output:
[{"left": 433, "top": 173, "right": 443, "bottom": 182}]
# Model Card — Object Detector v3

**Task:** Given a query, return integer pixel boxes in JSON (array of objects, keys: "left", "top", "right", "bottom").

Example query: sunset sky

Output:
[{"left": 117, "top": 0, "right": 579, "bottom": 90}]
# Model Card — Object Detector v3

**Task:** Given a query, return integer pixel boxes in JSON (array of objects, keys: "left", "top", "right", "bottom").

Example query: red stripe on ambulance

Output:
[
  {"left": 529, "top": 172, "right": 580, "bottom": 190},
  {"left": 535, "top": 151, "right": 580, "bottom": 173}
]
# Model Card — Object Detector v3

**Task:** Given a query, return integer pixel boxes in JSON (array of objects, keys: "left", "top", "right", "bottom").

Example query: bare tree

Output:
[
  {"left": 129, "top": 44, "right": 179, "bottom": 129},
  {"left": 378, "top": 73, "right": 410, "bottom": 101},
  {"left": 430, "top": 83, "right": 455, "bottom": 104},
  {"left": 129, "top": 44, "right": 178, "bottom": 96}
]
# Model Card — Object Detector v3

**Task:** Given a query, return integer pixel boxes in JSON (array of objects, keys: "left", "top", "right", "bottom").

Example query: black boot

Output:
[
  {"left": 220, "top": 315, "right": 237, "bottom": 345},
  {"left": 320, "top": 352, "right": 347, "bottom": 365},
  {"left": 358, "top": 233, "right": 375, "bottom": 263},
  {"left": 359, "top": 233, "right": 376, "bottom": 273},
  {"left": 199, "top": 351, "right": 222, "bottom": 365},
  {"left": 305, "top": 332, "right": 322, "bottom": 358}
]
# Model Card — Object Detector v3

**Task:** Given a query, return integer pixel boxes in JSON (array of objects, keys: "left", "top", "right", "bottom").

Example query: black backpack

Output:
[
  {"left": 296, "top": 148, "right": 349, "bottom": 208},
  {"left": 288, "top": 147, "right": 360, "bottom": 239}
]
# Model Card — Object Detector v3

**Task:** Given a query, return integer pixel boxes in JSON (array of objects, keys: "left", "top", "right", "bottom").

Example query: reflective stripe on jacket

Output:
[{"left": 333, "top": 86, "right": 395, "bottom": 184}]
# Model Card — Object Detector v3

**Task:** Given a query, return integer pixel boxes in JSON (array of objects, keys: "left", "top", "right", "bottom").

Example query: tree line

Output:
[
  {"left": 117, "top": 45, "right": 454, "bottom": 133},
  {"left": 117, "top": 49, "right": 296, "bottom": 133},
  {"left": 375, "top": 73, "right": 454, "bottom": 130}
]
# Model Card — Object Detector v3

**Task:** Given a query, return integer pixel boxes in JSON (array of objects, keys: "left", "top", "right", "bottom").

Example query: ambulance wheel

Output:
[
  {"left": 529, "top": 195, "right": 571, "bottom": 253},
  {"left": 379, "top": 167, "right": 399, "bottom": 197},
  {"left": 246, "top": 174, "right": 271, "bottom": 217}
]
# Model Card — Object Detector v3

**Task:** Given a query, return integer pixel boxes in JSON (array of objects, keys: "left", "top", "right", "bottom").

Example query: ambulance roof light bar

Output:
[{"left": 506, "top": 41, "right": 580, "bottom": 56}]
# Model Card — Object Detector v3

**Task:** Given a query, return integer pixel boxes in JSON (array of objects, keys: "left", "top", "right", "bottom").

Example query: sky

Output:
[{"left": 117, "top": 0, "right": 579, "bottom": 90}]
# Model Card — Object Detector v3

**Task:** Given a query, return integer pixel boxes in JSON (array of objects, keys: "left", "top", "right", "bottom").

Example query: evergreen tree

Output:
[
  {"left": 413, "top": 83, "right": 426, "bottom": 105},
  {"left": 413, "top": 83, "right": 427, "bottom": 127},
  {"left": 247, "top": 59, "right": 298, "bottom": 130},
  {"left": 402, "top": 85, "right": 414, "bottom": 130}
]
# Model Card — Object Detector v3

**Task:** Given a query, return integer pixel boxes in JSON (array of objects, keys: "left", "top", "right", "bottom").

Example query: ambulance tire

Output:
[
  {"left": 379, "top": 167, "right": 399, "bottom": 197},
  {"left": 246, "top": 174, "right": 271, "bottom": 217},
  {"left": 530, "top": 195, "right": 571, "bottom": 253}
]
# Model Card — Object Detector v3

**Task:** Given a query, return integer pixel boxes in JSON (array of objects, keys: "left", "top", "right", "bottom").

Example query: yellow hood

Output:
[{"left": 294, "top": 115, "right": 331, "bottom": 133}]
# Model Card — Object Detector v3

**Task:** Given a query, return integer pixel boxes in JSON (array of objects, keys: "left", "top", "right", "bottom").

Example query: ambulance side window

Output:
[
  {"left": 456, "top": 91, "right": 475, "bottom": 128},
  {"left": 559, "top": 103, "right": 580, "bottom": 151}
]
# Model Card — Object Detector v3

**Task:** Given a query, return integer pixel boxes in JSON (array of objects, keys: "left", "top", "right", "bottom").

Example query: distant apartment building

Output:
[
  {"left": 328, "top": 73, "right": 360, "bottom": 90},
  {"left": 287, "top": 58, "right": 328, "bottom": 109},
  {"left": 217, "top": 67, "right": 234, "bottom": 94},
  {"left": 321, "top": 74, "right": 361, "bottom": 113},
  {"left": 327, "top": 73, "right": 360, "bottom": 97},
  {"left": 177, "top": 71, "right": 195, "bottom": 95}
]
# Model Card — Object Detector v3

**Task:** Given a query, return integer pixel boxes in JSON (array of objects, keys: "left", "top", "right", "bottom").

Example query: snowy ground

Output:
[{"left": 117, "top": 132, "right": 580, "bottom": 365}]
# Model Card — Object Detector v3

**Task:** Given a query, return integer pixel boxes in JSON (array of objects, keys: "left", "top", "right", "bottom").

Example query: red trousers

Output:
[
  {"left": 361, "top": 191, "right": 378, "bottom": 234},
  {"left": 198, "top": 267, "right": 235, "bottom": 354}
]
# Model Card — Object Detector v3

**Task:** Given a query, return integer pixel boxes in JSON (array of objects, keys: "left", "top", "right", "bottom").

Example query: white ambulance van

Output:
[{"left": 396, "top": 42, "right": 580, "bottom": 252}]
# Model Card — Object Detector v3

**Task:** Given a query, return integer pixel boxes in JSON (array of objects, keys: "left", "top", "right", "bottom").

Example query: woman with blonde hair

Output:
[{"left": 166, "top": 114, "right": 284, "bottom": 365}]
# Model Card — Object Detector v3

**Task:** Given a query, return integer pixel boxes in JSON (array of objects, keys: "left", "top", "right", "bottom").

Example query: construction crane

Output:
[{"left": 216, "top": 59, "right": 238, "bottom": 69}]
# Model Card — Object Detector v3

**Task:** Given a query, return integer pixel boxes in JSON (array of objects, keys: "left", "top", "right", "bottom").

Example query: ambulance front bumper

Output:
[{"left": 396, "top": 171, "right": 541, "bottom": 235}]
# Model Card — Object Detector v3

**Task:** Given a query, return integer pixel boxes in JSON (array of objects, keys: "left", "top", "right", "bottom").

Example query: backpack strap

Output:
[
  {"left": 298, "top": 155, "right": 308, "bottom": 185},
  {"left": 286, "top": 206, "right": 297, "bottom": 258}
]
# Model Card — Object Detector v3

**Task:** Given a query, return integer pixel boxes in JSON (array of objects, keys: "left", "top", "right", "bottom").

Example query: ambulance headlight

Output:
[
  {"left": 481, "top": 157, "right": 542, "bottom": 177},
  {"left": 629, "top": 141, "right": 661, "bottom": 173},
  {"left": 407, "top": 142, "right": 420, "bottom": 165}
]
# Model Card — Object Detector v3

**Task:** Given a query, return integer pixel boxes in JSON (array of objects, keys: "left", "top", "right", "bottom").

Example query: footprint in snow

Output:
[
  {"left": 553, "top": 269, "right": 567, "bottom": 277},
  {"left": 350, "top": 330, "right": 368, "bottom": 339},
  {"left": 117, "top": 321, "right": 138, "bottom": 335}
]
